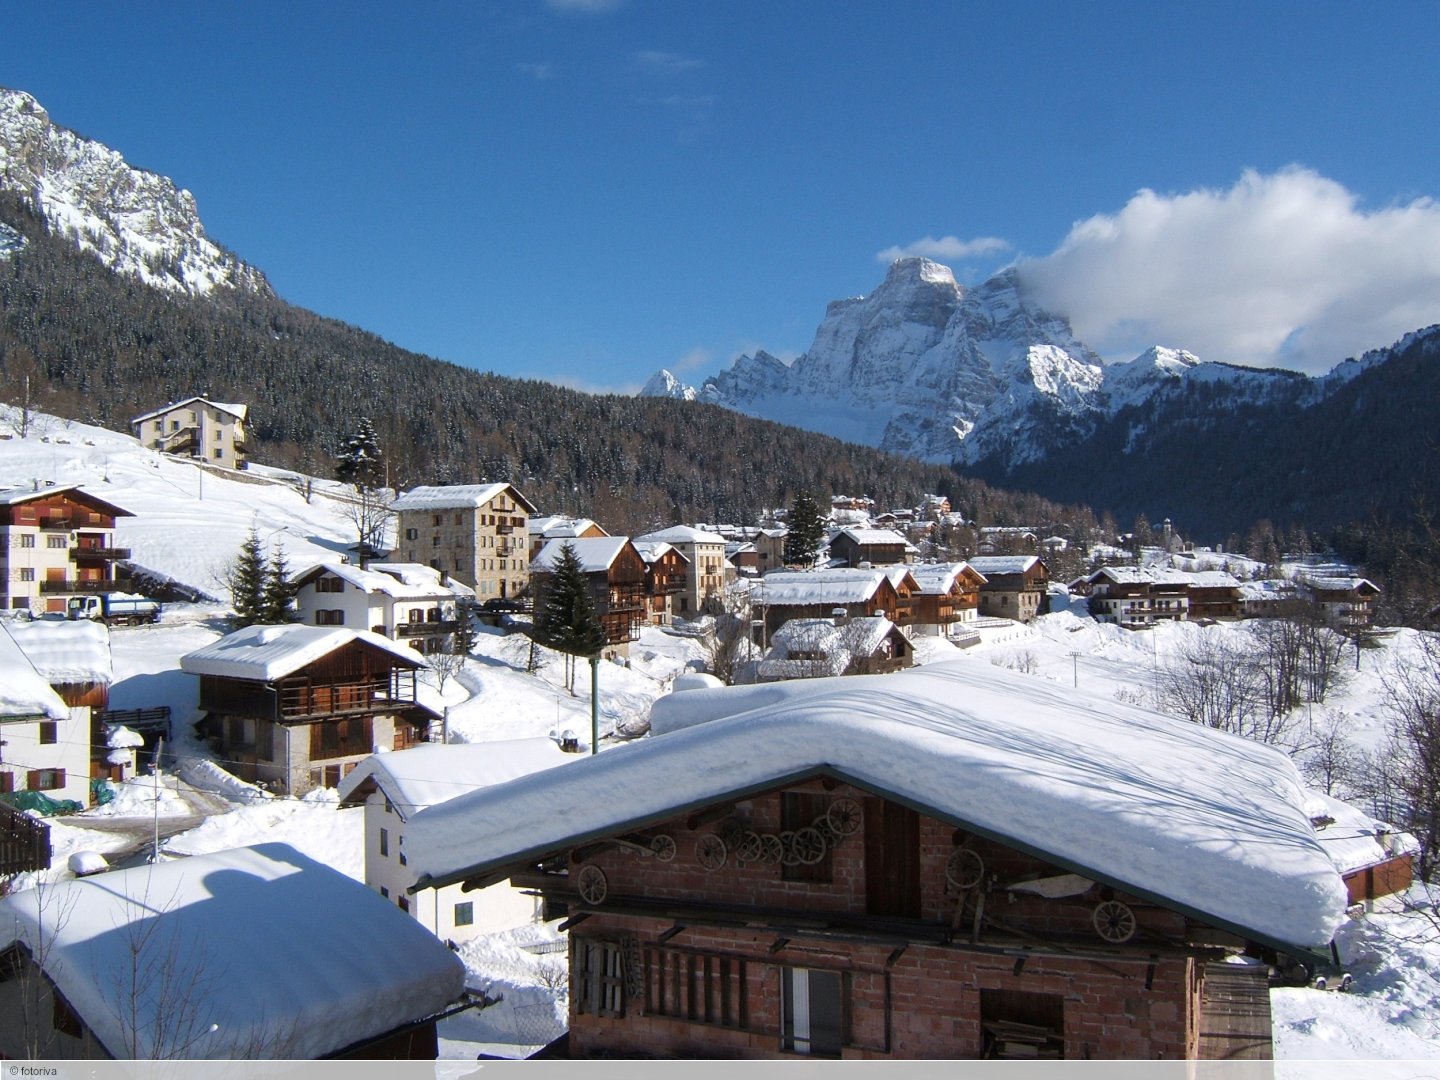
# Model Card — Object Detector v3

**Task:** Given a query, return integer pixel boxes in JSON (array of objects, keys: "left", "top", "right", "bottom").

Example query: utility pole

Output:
[
  {"left": 589, "top": 655, "right": 600, "bottom": 755},
  {"left": 1070, "top": 650, "right": 1079, "bottom": 688}
]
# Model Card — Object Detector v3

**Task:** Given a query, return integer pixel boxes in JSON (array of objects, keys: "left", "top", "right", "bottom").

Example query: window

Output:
[
  {"left": 398, "top": 895, "right": 410, "bottom": 913},
  {"left": 47, "top": 536, "right": 66, "bottom": 549},
  {"left": 16, "top": 534, "right": 34, "bottom": 549},
  {"left": 314, "top": 609, "right": 345, "bottom": 626},
  {"left": 644, "top": 944, "right": 750, "bottom": 1031},
  {"left": 38, "top": 721, "right": 57, "bottom": 745},
  {"left": 316, "top": 575, "right": 343, "bottom": 594},
  {"left": 405, "top": 528, "right": 418, "bottom": 541},
  {"left": 379, "top": 827, "right": 389, "bottom": 857},
  {"left": 432, "top": 515, "right": 442, "bottom": 527},
  {"left": 213, "top": 449, "right": 223, "bottom": 460},
  {"left": 398, "top": 835, "right": 407, "bottom": 867},
  {"left": 19, "top": 568, "right": 34, "bottom": 582},
  {"left": 27, "top": 768, "right": 65, "bottom": 791},
  {"left": 385, "top": 797, "right": 393, "bottom": 815},
  {"left": 782, "top": 967, "right": 843, "bottom": 1056},
  {"left": 574, "top": 938, "right": 627, "bottom": 1018},
  {"left": 153, "top": 420, "right": 163, "bottom": 433},
  {"left": 454, "top": 901, "right": 474, "bottom": 927},
  {"left": 380, "top": 886, "right": 390, "bottom": 899}
]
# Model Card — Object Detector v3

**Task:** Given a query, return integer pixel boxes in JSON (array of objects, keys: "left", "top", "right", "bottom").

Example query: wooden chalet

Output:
[
  {"left": 409, "top": 664, "right": 1345, "bottom": 1061},
  {"left": 757, "top": 616, "right": 914, "bottom": 682},
  {"left": 752, "top": 569, "right": 907, "bottom": 637},
  {"left": 634, "top": 541, "right": 688, "bottom": 626},
  {"left": 181, "top": 626, "right": 434, "bottom": 795},
  {"left": 532, "top": 538, "right": 648, "bottom": 652},
  {"left": 829, "top": 528, "right": 914, "bottom": 568},
  {"left": 968, "top": 556, "right": 1049, "bottom": 623},
  {"left": 0, "top": 484, "right": 135, "bottom": 615},
  {"left": 907, "top": 562, "right": 985, "bottom": 637}
]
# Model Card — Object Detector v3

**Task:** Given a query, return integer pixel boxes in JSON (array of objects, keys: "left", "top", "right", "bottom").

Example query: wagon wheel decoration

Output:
[
  {"left": 734, "top": 830, "right": 765, "bottom": 865},
  {"left": 695, "top": 832, "right": 728, "bottom": 871},
  {"left": 786, "top": 826, "right": 828, "bottom": 866},
  {"left": 826, "top": 797, "right": 863, "bottom": 837},
  {"left": 649, "top": 833, "right": 677, "bottom": 862},
  {"left": 759, "top": 833, "right": 785, "bottom": 864},
  {"left": 945, "top": 848, "right": 985, "bottom": 890},
  {"left": 576, "top": 864, "right": 608, "bottom": 906},
  {"left": 1092, "top": 900, "right": 1137, "bottom": 944},
  {"left": 718, "top": 819, "right": 746, "bottom": 849}
]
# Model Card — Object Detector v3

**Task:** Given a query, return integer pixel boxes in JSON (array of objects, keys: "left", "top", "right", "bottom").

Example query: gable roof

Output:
[
  {"left": 337, "top": 739, "right": 572, "bottom": 820},
  {"left": 390, "top": 483, "right": 537, "bottom": 514},
  {"left": 0, "top": 843, "right": 463, "bottom": 1058},
  {"left": 408, "top": 660, "right": 1345, "bottom": 954},
  {"left": 129, "top": 397, "right": 248, "bottom": 425},
  {"left": 752, "top": 568, "right": 887, "bottom": 607},
  {"left": 531, "top": 536, "right": 634, "bottom": 574},
  {"left": 968, "top": 555, "right": 1042, "bottom": 576},
  {"left": 181, "top": 624, "right": 425, "bottom": 682},
  {"left": 909, "top": 561, "right": 987, "bottom": 594},
  {"left": 634, "top": 525, "right": 727, "bottom": 547},
  {"left": 758, "top": 616, "right": 901, "bottom": 680},
  {"left": 0, "top": 483, "right": 135, "bottom": 517},
  {"left": 294, "top": 561, "right": 456, "bottom": 601},
  {"left": 833, "top": 527, "right": 911, "bottom": 547}
]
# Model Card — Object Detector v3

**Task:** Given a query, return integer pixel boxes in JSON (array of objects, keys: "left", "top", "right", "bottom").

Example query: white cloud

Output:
[
  {"left": 632, "top": 50, "right": 705, "bottom": 76},
  {"left": 514, "top": 62, "right": 558, "bottom": 81},
  {"left": 1018, "top": 168, "right": 1440, "bottom": 374},
  {"left": 672, "top": 346, "right": 712, "bottom": 373},
  {"left": 875, "top": 235, "right": 1011, "bottom": 264}
]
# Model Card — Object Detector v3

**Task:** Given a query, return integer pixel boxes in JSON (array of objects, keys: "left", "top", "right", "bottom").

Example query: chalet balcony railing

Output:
[
  {"left": 39, "top": 578, "right": 122, "bottom": 595},
  {"left": 495, "top": 524, "right": 515, "bottom": 535},
  {"left": 39, "top": 517, "right": 73, "bottom": 531},
  {"left": 0, "top": 802, "right": 51, "bottom": 875},
  {"left": 395, "top": 620, "right": 460, "bottom": 638},
  {"left": 71, "top": 546, "right": 132, "bottom": 562}
]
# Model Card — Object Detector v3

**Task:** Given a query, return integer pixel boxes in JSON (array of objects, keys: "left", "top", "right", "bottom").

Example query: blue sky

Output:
[{"left": 4, "top": 2, "right": 1440, "bottom": 386}]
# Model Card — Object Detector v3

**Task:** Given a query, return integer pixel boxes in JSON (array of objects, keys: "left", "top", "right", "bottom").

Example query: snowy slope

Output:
[{"left": 0, "top": 87, "right": 270, "bottom": 297}]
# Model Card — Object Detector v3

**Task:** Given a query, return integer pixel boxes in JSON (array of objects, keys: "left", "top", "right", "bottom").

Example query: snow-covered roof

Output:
[
  {"left": 409, "top": 660, "right": 1346, "bottom": 953},
  {"left": 1239, "top": 580, "right": 1301, "bottom": 601},
  {"left": 1304, "top": 791, "right": 1420, "bottom": 876},
  {"left": 337, "top": 738, "right": 572, "bottom": 820},
  {"left": 752, "top": 568, "right": 886, "bottom": 606},
  {"left": 4, "top": 616, "right": 113, "bottom": 685},
  {"left": 532, "top": 536, "right": 632, "bottom": 574},
  {"left": 758, "top": 616, "right": 900, "bottom": 680},
  {"left": 181, "top": 624, "right": 425, "bottom": 682},
  {"left": 633, "top": 540, "right": 684, "bottom": 566},
  {"left": 1088, "top": 566, "right": 1197, "bottom": 587},
  {"left": 529, "top": 516, "right": 604, "bottom": 539},
  {"left": 0, "top": 843, "right": 464, "bottom": 1059},
  {"left": 391, "top": 483, "right": 536, "bottom": 514},
  {"left": 1300, "top": 574, "right": 1380, "bottom": 595},
  {"left": 371, "top": 562, "right": 476, "bottom": 599},
  {"left": 834, "top": 527, "right": 910, "bottom": 547},
  {"left": 0, "top": 623, "right": 68, "bottom": 720},
  {"left": 129, "top": 396, "right": 248, "bottom": 425},
  {"left": 634, "top": 525, "right": 727, "bottom": 547},
  {"left": 968, "top": 555, "right": 1041, "bottom": 576},
  {"left": 297, "top": 561, "right": 455, "bottom": 601},
  {"left": 0, "top": 483, "right": 134, "bottom": 517},
  {"left": 909, "top": 561, "right": 987, "bottom": 594}
]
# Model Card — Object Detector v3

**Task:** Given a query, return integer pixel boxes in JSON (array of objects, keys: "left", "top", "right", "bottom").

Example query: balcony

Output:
[
  {"left": 71, "top": 546, "right": 131, "bottom": 562},
  {"left": 39, "top": 518, "right": 73, "bottom": 531},
  {"left": 395, "top": 620, "right": 460, "bottom": 638},
  {"left": 495, "top": 524, "right": 515, "bottom": 535},
  {"left": 39, "top": 578, "right": 123, "bottom": 595}
]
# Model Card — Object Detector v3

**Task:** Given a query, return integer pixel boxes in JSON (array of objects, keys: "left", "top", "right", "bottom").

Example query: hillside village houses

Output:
[
  {"left": 0, "top": 621, "right": 90, "bottom": 806},
  {"left": 633, "top": 525, "right": 728, "bottom": 617},
  {"left": 129, "top": 396, "right": 248, "bottom": 469},
  {"left": 390, "top": 483, "right": 536, "bottom": 603},
  {"left": 0, "top": 484, "right": 134, "bottom": 615},
  {"left": 531, "top": 537, "right": 650, "bottom": 654},
  {"left": 967, "top": 555, "right": 1050, "bottom": 623},
  {"left": 528, "top": 515, "right": 609, "bottom": 560}
]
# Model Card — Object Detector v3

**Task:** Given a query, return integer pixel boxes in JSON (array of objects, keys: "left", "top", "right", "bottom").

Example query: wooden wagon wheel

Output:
[
  {"left": 649, "top": 833, "right": 677, "bottom": 862},
  {"left": 718, "top": 819, "right": 746, "bottom": 849},
  {"left": 760, "top": 833, "right": 784, "bottom": 864},
  {"left": 576, "top": 864, "right": 608, "bottom": 906},
  {"left": 789, "top": 826, "right": 828, "bottom": 866},
  {"left": 734, "top": 830, "right": 765, "bottom": 865},
  {"left": 695, "top": 832, "right": 728, "bottom": 871},
  {"left": 777, "top": 830, "right": 801, "bottom": 866},
  {"left": 1092, "top": 900, "right": 1137, "bottom": 943},
  {"left": 946, "top": 848, "right": 985, "bottom": 890},
  {"left": 826, "top": 797, "right": 862, "bottom": 837}
]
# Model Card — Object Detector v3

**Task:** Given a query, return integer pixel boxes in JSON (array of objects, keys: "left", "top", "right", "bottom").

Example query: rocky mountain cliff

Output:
[
  {"left": 645, "top": 258, "right": 1307, "bottom": 466},
  {"left": 0, "top": 87, "right": 270, "bottom": 297}
]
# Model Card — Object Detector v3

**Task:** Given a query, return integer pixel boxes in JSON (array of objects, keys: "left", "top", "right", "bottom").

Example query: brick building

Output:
[{"left": 410, "top": 663, "right": 1344, "bottom": 1060}]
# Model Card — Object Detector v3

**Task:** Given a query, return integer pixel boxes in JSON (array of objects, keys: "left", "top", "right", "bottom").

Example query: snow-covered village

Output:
[
  {"left": 0, "top": 405, "right": 1432, "bottom": 1066},
  {"left": 3, "top": 7, "right": 1440, "bottom": 1069}
]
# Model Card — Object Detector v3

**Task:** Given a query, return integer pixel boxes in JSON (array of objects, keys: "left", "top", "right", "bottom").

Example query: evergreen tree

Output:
[
  {"left": 533, "top": 542, "right": 606, "bottom": 693},
  {"left": 229, "top": 528, "right": 267, "bottom": 627},
  {"left": 260, "top": 544, "right": 297, "bottom": 624},
  {"left": 784, "top": 492, "right": 827, "bottom": 568},
  {"left": 334, "top": 417, "right": 384, "bottom": 488}
]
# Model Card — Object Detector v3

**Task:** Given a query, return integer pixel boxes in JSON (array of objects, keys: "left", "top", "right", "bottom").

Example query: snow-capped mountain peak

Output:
[
  {"left": 0, "top": 87, "right": 271, "bottom": 298},
  {"left": 640, "top": 369, "right": 696, "bottom": 401}
]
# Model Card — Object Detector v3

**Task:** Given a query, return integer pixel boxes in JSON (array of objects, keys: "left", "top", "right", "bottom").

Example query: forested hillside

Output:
[{"left": 0, "top": 193, "right": 1091, "bottom": 534}]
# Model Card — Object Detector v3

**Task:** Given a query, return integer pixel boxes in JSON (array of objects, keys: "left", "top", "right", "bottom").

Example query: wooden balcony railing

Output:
[{"left": 71, "top": 547, "right": 131, "bottom": 562}]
